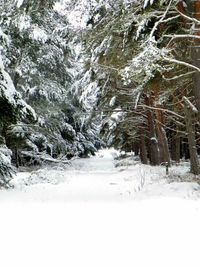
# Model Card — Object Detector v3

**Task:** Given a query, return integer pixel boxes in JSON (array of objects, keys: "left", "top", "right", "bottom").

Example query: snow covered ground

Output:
[
  {"left": 1, "top": 148, "right": 200, "bottom": 202},
  {"left": 1, "top": 149, "right": 200, "bottom": 267}
]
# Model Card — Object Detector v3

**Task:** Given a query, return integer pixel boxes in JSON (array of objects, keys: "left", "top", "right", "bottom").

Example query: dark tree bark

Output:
[
  {"left": 155, "top": 124, "right": 171, "bottom": 166},
  {"left": 154, "top": 78, "right": 171, "bottom": 165},
  {"left": 183, "top": 97, "right": 200, "bottom": 174},
  {"left": 171, "top": 136, "right": 176, "bottom": 161},
  {"left": 145, "top": 95, "right": 160, "bottom": 165},
  {"left": 175, "top": 135, "right": 181, "bottom": 163},
  {"left": 181, "top": 138, "right": 190, "bottom": 160},
  {"left": 153, "top": 81, "right": 167, "bottom": 164},
  {"left": 185, "top": 1, "right": 200, "bottom": 117},
  {"left": 15, "top": 147, "right": 19, "bottom": 168},
  {"left": 133, "top": 142, "right": 140, "bottom": 156},
  {"left": 171, "top": 133, "right": 181, "bottom": 163},
  {"left": 139, "top": 130, "right": 148, "bottom": 164}
]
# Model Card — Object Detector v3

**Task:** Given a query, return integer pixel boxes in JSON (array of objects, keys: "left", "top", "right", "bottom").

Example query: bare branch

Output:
[
  {"left": 176, "top": 7, "right": 200, "bottom": 25},
  {"left": 155, "top": 118, "right": 186, "bottom": 135},
  {"left": 138, "top": 104, "right": 184, "bottom": 119}
]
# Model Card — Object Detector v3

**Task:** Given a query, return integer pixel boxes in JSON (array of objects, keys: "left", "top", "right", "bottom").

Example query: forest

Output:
[{"left": 1, "top": 0, "right": 200, "bottom": 187}]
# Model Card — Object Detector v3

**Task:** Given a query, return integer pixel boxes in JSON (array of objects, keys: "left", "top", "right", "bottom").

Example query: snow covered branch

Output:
[
  {"left": 149, "top": 0, "right": 173, "bottom": 40},
  {"left": 163, "top": 57, "right": 200, "bottom": 72},
  {"left": 162, "top": 70, "right": 195, "bottom": 81},
  {"left": 164, "top": 34, "right": 200, "bottom": 40},
  {"left": 161, "top": 14, "right": 180, "bottom": 23},
  {"left": 93, "top": 62, "right": 120, "bottom": 72}
]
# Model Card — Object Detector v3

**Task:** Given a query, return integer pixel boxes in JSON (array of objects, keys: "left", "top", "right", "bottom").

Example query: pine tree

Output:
[
  {"left": 0, "top": 0, "right": 101, "bottom": 170},
  {"left": 0, "top": 25, "right": 36, "bottom": 186}
]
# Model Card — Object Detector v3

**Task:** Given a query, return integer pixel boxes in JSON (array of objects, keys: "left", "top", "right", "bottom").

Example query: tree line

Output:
[{"left": 79, "top": 0, "right": 200, "bottom": 175}]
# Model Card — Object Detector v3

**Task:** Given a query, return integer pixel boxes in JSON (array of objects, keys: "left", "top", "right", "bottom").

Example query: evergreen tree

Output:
[
  {"left": 0, "top": 0, "right": 100, "bottom": 168},
  {"left": 0, "top": 26, "right": 36, "bottom": 186}
]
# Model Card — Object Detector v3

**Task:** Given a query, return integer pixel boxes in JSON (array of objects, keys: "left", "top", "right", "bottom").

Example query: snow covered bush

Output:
[
  {"left": 22, "top": 167, "right": 66, "bottom": 186},
  {"left": 0, "top": 145, "right": 14, "bottom": 188}
]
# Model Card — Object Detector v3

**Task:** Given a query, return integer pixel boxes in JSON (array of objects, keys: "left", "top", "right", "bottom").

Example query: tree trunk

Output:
[
  {"left": 175, "top": 135, "right": 181, "bottom": 163},
  {"left": 181, "top": 138, "right": 190, "bottom": 160},
  {"left": 153, "top": 79, "right": 171, "bottom": 166},
  {"left": 139, "top": 131, "right": 148, "bottom": 164},
  {"left": 145, "top": 95, "right": 160, "bottom": 165},
  {"left": 183, "top": 97, "right": 200, "bottom": 174},
  {"left": 15, "top": 147, "right": 19, "bottom": 168},
  {"left": 133, "top": 142, "right": 139, "bottom": 156},
  {"left": 155, "top": 124, "right": 171, "bottom": 166},
  {"left": 187, "top": 1, "right": 200, "bottom": 116},
  {"left": 171, "top": 136, "right": 176, "bottom": 161},
  {"left": 171, "top": 133, "right": 181, "bottom": 163}
]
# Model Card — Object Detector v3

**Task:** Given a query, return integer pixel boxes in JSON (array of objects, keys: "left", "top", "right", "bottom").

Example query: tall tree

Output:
[{"left": 0, "top": 0, "right": 100, "bottom": 166}]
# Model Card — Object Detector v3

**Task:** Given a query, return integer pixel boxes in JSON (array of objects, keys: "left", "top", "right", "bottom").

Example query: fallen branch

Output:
[{"left": 21, "top": 151, "right": 71, "bottom": 164}]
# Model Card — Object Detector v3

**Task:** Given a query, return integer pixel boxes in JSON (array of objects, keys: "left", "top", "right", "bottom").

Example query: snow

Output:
[
  {"left": 183, "top": 96, "right": 198, "bottom": 113},
  {"left": 1, "top": 149, "right": 200, "bottom": 267},
  {"left": 109, "top": 95, "right": 116, "bottom": 107},
  {"left": 143, "top": 0, "right": 155, "bottom": 9},
  {"left": 1, "top": 199, "right": 200, "bottom": 267},
  {"left": 31, "top": 27, "right": 48, "bottom": 43},
  {"left": 0, "top": 52, "right": 37, "bottom": 120},
  {"left": 2, "top": 148, "right": 198, "bottom": 202},
  {"left": 0, "top": 147, "right": 12, "bottom": 166},
  {"left": 54, "top": 0, "right": 88, "bottom": 29},
  {"left": 17, "top": 12, "right": 31, "bottom": 32},
  {"left": 15, "top": 0, "right": 24, "bottom": 8},
  {"left": 80, "top": 80, "right": 99, "bottom": 110}
]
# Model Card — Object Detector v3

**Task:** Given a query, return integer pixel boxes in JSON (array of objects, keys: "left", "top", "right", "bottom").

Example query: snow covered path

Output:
[
  {"left": 1, "top": 149, "right": 200, "bottom": 267},
  {"left": 1, "top": 148, "right": 200, "bottom": 202}
]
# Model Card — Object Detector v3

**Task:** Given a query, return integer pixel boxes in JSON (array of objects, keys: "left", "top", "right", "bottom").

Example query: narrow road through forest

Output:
[
  {"left": 0, "top": 150, "right": 200, "bottom": 267},
  {"left": 0, "top": 149, "right": 200, "bottom": 202}
]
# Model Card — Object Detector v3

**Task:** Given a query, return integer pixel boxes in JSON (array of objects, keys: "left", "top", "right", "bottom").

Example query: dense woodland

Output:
[{"left": 1, "top": 0, "right": 200, "bottom": 187}]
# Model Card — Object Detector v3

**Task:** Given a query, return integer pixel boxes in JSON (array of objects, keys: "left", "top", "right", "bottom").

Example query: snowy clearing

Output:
[{"left": 1, "top": 149, "right": 200, "bottom": 267}]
